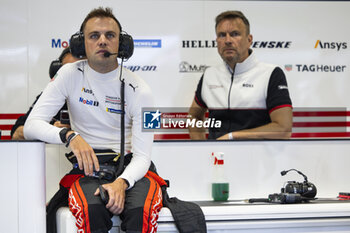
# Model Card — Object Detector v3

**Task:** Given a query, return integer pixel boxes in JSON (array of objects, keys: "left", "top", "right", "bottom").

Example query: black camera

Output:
[
  {"left": 282, "top": 181, "right": 317, "bottom": 198},
  {"left": 249, "top": 169, "right": 317, "bottom": 204},
  {"left": 280, "top": 169, "right": 317, "bottom": 199},
  {"left": 59, "top": 110, "right": 70, "bottom": 125}
]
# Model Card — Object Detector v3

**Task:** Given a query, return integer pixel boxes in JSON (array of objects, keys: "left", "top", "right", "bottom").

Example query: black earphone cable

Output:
[{"left": 115, "top": 58, "right": 125, "bottom": 177}]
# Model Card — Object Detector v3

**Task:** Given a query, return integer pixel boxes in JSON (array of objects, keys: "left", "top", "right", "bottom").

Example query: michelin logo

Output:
[
  {"left": 106, "top": 108, "right": 122, "bottom": 114},
  {"left": 134, "top": 39, "right": 161, "bottom": 48}
]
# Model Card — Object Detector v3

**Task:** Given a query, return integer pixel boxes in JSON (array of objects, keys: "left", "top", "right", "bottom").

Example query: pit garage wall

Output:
[
  {"left": 1, "top": 0, "right": 350, "bottom": 139},
  {"left": 46, "top": 140, "right": 350, "bottom": 202}
]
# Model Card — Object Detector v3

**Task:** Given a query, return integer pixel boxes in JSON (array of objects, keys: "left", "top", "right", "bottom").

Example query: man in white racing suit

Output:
[{"left": 24, "top": 7, "right": 164, "bottom": 233}]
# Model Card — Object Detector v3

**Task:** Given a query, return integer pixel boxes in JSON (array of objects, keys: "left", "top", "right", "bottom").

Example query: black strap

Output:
[
  {"left": 65, "top": 150, "right": 133, "bottom": 178},
  {"left": 65, "top": 150, "right": 118, "bottom": 165},
  {"left": 59, "top": 128, "right": 70, "bottom": 143},
  {"left": 161, "top": 187, "right": 207, "bottom": 233}
]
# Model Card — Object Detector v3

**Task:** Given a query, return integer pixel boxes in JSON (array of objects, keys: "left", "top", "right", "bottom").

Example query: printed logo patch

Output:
[{"left": 143, "top": 110, "right": 161, "bottom": 129}]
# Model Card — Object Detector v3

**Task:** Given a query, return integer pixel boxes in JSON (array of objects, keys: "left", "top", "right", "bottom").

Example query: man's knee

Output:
[
  {"left": 120, "top": 175, "right": 163, "bottom": 232},
  {"left": 120, "top": 207, "right": 144, "bottom": 232},
  {"left": 68, "top": 177, "right": 113, "bottom": 232}
]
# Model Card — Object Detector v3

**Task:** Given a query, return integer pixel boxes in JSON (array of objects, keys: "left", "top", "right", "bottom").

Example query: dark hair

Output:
[
  {"left": 215, "top": 11, "right": 250, "bottom": 35},
  {"left": 58, "top": 47, "right": 71, "bottom": 62},
  {"left": 80, "top": 7, "right": 122, "bottom": 33},
  {"left": 49, "top": 47, "right": 73, "bottom": 78}
]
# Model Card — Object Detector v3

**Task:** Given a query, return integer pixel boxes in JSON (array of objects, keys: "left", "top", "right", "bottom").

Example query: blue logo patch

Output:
[
  {"left": 106, "top": 108, "right": 122, "bottom": 114},
  {"left": 143, "top": 110, "right": 161, "bottom": 129},
  {"left": 134, "top": 39, "right": 162, "bottom": 48},
  {"left": 79, "top": 97, "right": 99, "bottom": 106}
]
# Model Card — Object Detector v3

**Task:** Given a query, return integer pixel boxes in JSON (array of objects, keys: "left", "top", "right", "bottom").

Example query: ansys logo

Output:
[{"left": 314, "top": 40, "right": 347, "bottom": 51}]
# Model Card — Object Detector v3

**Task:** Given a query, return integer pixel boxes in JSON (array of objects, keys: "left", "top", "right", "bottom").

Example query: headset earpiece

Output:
[
  {"left": 49, "top": 46, "right": 73, "bottom": 79},
  {"left": 70, "top": 31, "right": 86, "bottom": 58},
  {"left": 118, "top": 32, "right": 134, "bottom": 59},
  {"left": 49, "top": 59, "right": 62, "bottom": 79}
]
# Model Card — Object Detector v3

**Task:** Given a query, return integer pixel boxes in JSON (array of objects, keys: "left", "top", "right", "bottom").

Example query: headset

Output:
[
  {"left": 49, "top": 47, "right": 72, "bottom": 78},
  {"left": 248, "top": 169, "right": 317, "bottom": 204},
  {"left": 69, "top": 18, "right": 134, "bottom": 60},
  {"left": 280, "top": 169, "right": 317, "bottom": 199}
]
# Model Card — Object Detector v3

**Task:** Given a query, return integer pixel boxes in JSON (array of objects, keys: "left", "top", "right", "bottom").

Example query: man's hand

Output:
[
  {"left": 216, "top": 107, "right": 293, "bottom": 140},
  {"left": 12, "top": 121, "right": 70, "bottom": 140},
  {"left": 67, "top": 132, "right": 100, "bottom": 176},
  {"left": 95, "top": 178, "right": 128, "bottom": 215},
  {"left": 216, "top": 133, "right": 231, "bottom": 140},
  {"left": 53, "top": 120, "right": 70, "bottom": 129},
  {"left": 12, "top": 126, "right": 25, "bottom": 140}
]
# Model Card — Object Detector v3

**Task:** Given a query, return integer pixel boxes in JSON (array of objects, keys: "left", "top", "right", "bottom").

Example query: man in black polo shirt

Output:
[{"left": 189, "top": 10, "right": 292, "bottom": 140}]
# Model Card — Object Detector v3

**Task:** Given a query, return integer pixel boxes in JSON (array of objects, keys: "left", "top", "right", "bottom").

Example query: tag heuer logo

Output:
[{"left": 285, "top": 64, "right": 293, "bottom": 71}]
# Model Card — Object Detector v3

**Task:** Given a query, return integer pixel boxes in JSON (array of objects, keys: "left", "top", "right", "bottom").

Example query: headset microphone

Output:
[
  {"left": 104, "top": 52, "right": 118, "bottom": 58},
  {"left": 248, "top": 168, "right": 317, "bottom": 204},
  {"left": 281, "top": 168, "right": 308, "bottom": 183},
  {"left": 280, "top": 168, "right": 317, "bottom": 199}
]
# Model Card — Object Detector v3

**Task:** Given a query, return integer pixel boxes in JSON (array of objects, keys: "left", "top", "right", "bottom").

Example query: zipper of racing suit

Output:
[
  {"left": 227, "top": 72, "right": 234, "bottom": 133},
  {"left": 228, "top": 72, "right": 234, "bottom": 108}
]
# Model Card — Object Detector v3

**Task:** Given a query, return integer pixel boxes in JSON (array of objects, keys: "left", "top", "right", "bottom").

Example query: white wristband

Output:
[{"left": 228, "top": 132, "right": 233, "bottom": 140}]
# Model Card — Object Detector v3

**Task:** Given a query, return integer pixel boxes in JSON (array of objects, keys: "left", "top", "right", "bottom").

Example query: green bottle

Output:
[
  {"left": 211, "top": 152, "right": 229, "bottom": 201},
  {"left": 212, "top": 183, "right": 229, "bottom": 201}
]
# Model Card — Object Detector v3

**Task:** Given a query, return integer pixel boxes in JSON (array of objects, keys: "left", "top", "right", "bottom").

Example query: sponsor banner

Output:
[
  {"left": 314, "top": 40, "right": 347, "bottom": 51},
  {"left": 1, "top": 0, "right": 350, "bottom": 135},
  {"left": 51, "top": 38, "right": 162, "bottom": 49},
  {"left": 39, "top": 2, "right": 349, "bottom": 112},
  {"left": 182, "top": 40, "right": 217, "bottom": 48},
  {"left": 284, "top": 64, "right": 347, "bottom": 73},
  {"left": 252, "top": 41, "right": 292, "bottom": 49},
  {"left": 179, "top": 61, "right": 209, "bottom": 73},
  {"left": 134, "top": 39, "right": 162, "bottom": 48},
  {"left": 124, "top": 65, "right": 157, "bottom": 72},
  {"left": 51, "top": 38, "right": 70, "bottom": 48}
]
